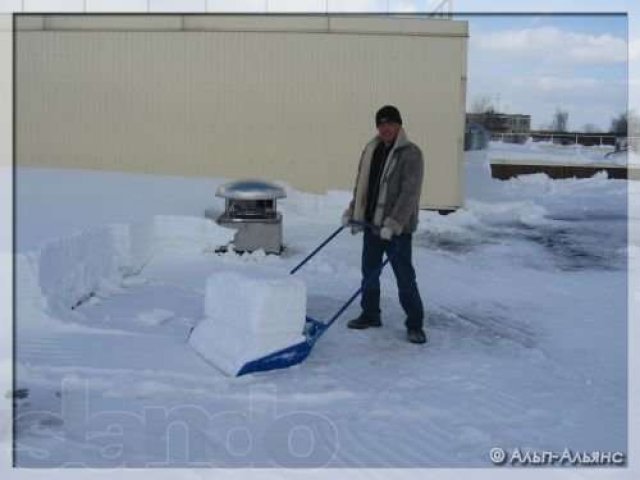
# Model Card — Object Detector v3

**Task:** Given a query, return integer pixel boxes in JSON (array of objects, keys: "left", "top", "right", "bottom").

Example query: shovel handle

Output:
[
  {"left": 289, "top": 225, "right": 346, "bottom": 275},
  {"left": 289, "top": 219, "right": 400, "bottom": 334},
  {"left": 323, "top": 219, "right": 400, "bottom": 330}
]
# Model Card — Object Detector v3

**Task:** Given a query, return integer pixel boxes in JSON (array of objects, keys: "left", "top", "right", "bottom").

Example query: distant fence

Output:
[
  {"left": 490, "top": 132, "right": 619, "bottom": 147},
  {"left": 490, "top": 163, "right": 637, "bottom": 181}
]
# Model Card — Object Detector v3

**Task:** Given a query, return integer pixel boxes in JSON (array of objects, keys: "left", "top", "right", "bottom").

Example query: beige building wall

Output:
[
  {"left": 15, "top": 14, "right": 468, "bottom": 210},
  {"left": 0, "top": 15, "right": 10, "bottom": 170}
]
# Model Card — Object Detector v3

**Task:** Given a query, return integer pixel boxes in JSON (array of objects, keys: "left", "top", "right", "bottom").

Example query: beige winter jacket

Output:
[{"left": 343, "top": 127, "right": 424, "bottom": 235}]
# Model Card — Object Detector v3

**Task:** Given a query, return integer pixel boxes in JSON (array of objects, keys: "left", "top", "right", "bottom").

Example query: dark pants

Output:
[{"left": 360, "top": 229, "right": 424, "bottom": 329}]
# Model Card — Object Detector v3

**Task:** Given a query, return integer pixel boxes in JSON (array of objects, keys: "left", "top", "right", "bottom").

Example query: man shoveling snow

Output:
[{"left": 342, "top": 105, "right": 428, "bottom": 344}]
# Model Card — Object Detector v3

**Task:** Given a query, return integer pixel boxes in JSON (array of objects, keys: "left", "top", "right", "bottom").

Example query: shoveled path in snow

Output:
[{"left": 16, "top": 219, "right": 627, "bottom": 466}]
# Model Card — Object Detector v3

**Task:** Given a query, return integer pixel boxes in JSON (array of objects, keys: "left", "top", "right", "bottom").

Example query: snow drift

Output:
[{"left": 15, "top": 215, "right": 234, "bottom": 331}]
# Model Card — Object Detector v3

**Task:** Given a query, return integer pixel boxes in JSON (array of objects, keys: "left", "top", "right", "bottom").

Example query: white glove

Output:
[
  {"left": 380, "top": 226, "right": 393, "bottom": 241},
  {"left": 341, "top": 213, "right": 351, "bottom": 227}
]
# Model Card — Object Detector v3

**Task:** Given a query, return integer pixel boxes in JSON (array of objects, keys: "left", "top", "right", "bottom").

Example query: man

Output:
[{"left": 342, "top": 105, "right": 427, "bottom": 344}]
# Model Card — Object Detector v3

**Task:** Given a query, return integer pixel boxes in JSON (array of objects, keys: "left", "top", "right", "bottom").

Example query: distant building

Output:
[{"left": 466, "top": 112, "right": 531, "bottom": 143}]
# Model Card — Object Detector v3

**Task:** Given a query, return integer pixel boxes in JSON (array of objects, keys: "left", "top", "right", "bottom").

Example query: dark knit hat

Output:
[{"left": 375, "top": 105, "right": 402, "bottom": 126}]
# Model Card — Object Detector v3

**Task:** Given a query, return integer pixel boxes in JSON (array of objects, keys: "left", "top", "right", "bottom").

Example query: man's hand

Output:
[
  {"left": 342, "top": 212, "right": 361, "bottom": 234},
  {"left": 380, "top": 226, "right": 393, "bottom": 241}
]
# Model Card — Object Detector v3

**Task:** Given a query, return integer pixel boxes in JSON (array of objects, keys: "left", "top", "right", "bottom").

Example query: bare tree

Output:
[
  {"left": 609, "top": 112, "right": 628, "bottom": 135},
  {"left": 551, "top": 108, "right": 569, "bottom": 132},
  {"left": 471, "top": 95, "right": 495, "bottom": 114}
]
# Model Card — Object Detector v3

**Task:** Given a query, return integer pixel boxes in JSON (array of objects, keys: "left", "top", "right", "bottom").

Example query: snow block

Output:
[
  {"left": 189, "top": 268, "right": 307, "bottom": 376},
  {"left": 204, "top": 269, "right": 306, "bottom": 334},
  {"left": 37, "top": 226, "right": 121, "bottom": 310}
]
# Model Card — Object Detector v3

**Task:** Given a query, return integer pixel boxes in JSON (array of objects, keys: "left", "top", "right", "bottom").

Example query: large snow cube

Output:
[
  {"left": 204, "top": 268, "right": 306, "bottom": 334},
  {"left": 189, "top": 267, "right": 307, "bottom": 376}
]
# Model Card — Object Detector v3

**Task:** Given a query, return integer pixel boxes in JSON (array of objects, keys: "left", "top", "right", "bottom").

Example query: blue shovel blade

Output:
[{"left": 235, "top": 317, "right": 327, "bottom": 376}]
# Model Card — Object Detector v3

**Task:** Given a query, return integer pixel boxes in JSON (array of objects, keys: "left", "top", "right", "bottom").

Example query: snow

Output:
[
  {"left": 135, "top": 308, "right": 175, "bottom": 326},
  {"left": 11, "top": 142, "right": 632, "bottom": 467},
  {"left": 487, "top": 139, "right": 628, "bottom": 166},
  {"left": 37, "top": 226, "right": 122, "bottom": 311},
  {"left": 189, "top": 268, "right": 307, "bottom": 376},
  {"left": 15, "top": 168, "right": 231, "bottom": 252},
  {"left": 14, "top": 212, "right": 234, "bottom": 334}
]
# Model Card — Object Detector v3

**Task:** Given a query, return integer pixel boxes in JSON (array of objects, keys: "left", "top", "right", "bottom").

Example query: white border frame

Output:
[{"left": 1, "top": 1, "right": 637, "bottom": 479}]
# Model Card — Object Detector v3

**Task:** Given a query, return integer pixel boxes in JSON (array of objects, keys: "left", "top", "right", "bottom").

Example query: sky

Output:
[
  {"left": 459, "top": 13, "right": 627, "bottom": 130},
  {"left": 0, "top": 0, "right": 635, "bottom": 131}
]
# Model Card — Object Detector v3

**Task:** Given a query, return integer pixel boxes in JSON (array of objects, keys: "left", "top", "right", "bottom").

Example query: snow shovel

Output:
[{"left": 236, "top": 220, "right": 392, "bottom": 376}]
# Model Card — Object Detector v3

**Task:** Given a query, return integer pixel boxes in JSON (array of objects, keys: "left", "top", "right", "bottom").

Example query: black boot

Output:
[
  {"left": 347, "top": 314, "right": 382, "bottom": 329},
  {"left": 407, "top": 328, "right": 427, "bottom": 344}
]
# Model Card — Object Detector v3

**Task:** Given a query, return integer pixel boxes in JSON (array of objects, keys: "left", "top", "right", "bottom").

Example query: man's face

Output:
[{"left": 377, "top": 121, "right": 401, "bottom": 145}]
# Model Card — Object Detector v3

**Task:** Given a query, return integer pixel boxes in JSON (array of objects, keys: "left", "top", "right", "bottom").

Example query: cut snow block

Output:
[
  {"left": 189, "top": 268, "right": 307, "bottom": 376},
  {"left": 204, "top": 268, "right": 306, "bottom": 334}
]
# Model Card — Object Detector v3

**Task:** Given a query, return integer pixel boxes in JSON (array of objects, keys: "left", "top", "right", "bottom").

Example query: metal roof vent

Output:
[{"left": 209, "top": 179, "right": 286, "bottom": 254}]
